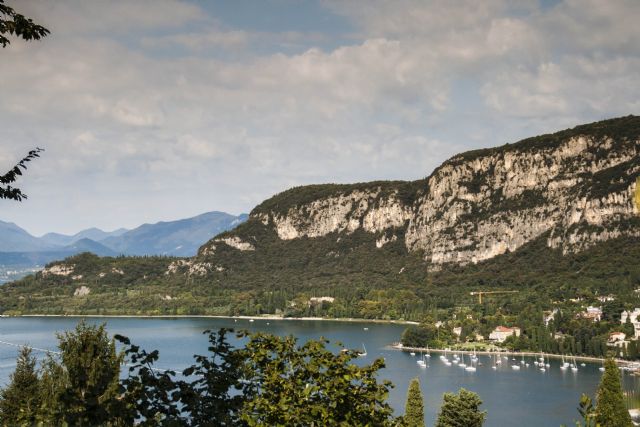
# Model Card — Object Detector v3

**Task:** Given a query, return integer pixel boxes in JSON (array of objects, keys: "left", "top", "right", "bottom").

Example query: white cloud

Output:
[{"left": 0, "top": 0, "right": 638, "bottom": 234}]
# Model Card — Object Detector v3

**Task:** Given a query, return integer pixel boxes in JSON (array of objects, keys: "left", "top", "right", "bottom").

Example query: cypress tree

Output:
[
  {"left": 404, "top": 377, "right": 425, "bottom": 427},
  {"left": 0, "top": 347, "right": 40, "bottom": 425},
  {"left": 595, "top": 359, "right": 633, "bottom": 427},
  {"left": 435, "top": 388, "right": 485, "bottom": 427}
]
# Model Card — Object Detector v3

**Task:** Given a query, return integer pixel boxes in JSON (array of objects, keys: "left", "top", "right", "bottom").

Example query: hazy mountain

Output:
[
  {"left": 40, "top": 228, "right": 128, "bottom": 247},
  {"left": 0, "top": 211, "right": 246, "bottom": 283},
  {"left": 101, "top": 211, "right": 249, "bottom": 256},
  {"left": 0, "top": 238, "right": 114, "bottom": 269},
  {"left": 61, "top": 238, "right": 117, "bottom": 257},
  {"left": 0, "top": 220, "right": 56, "bottom": 252}
]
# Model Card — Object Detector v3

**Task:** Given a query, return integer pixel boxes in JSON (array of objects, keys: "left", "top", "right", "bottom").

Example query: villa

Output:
[
  {"left": 489, "top": 326, "right": 521, "bottom": 343},
  {"left": 579, "top": 306, "right": 603, "bottom": 322}
]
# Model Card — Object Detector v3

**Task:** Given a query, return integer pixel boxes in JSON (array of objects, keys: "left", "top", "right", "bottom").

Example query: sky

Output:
[{"left": 1, "top": 0, "right": 639, "bottom": 236}]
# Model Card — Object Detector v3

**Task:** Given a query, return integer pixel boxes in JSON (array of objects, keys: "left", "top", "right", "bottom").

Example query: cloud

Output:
[{"left": 0, "top": 0, "right": 638, "bottom": 234}]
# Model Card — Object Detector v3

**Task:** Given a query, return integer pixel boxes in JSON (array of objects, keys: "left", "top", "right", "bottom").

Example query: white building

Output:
[
  {"left": 543, "top": 309, "right": 559, "bottom": 326},
  {"left": 580, "top": 306, "right": 602, "bottom": 322},
  {"left": 489, "top": 326, "right": 521, "bottom": 343},
  {"left": 608, "top": 332, "right": 626, "bottom": 343},
  {"left": 621, "top": 308, "right": 640, "bottom": 339}
]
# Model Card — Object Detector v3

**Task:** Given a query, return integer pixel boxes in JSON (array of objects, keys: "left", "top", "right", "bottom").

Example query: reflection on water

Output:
[{"left": 1, "top": 316, "right": 638, "bottom": 427}]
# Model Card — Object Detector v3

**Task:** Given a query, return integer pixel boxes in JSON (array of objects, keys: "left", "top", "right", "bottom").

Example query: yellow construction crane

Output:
[{"left": 470, "top": 290, "right": 518, "bottom": 304}]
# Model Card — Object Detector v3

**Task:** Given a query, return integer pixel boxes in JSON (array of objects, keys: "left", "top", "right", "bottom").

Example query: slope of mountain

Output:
[
  {"left": 0, "top": 221, "right": 57, "bottom": 252},
  {"left": 100, "top": 212, "right": 249, "bottom": 256},
  {"left": 1, "top": 116, "right": 638, "bottom": 317},
  {"left": 61, "top": 238, "right": 117, "bottom": 257},
  {"left": 40, "top": 228, "right": 128, "bottom": 247}
]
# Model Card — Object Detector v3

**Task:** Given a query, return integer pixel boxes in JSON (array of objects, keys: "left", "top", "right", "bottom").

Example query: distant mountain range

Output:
[{"left": 0, "top": 211, "right": 248, "bottom": 282}]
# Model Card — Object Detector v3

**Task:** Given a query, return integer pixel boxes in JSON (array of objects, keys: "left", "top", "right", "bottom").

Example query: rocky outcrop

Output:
[{"left": 198, "top": 116, "right": 640, "bottom": 269}]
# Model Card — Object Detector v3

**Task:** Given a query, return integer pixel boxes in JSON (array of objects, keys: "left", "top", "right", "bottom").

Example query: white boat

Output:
[
  {"left": 249, "top": 319, "right": 254, "bottom": 323},
  {"left": 363, "top": 327, "right": 369, "bottom": 331},
  {"left": 417, "top": 353, "right": 427, "bottom": 368},
  {"left": 425, "top": 346, "right": 431, "bottom": 358},
  {"left": 359, "top": 343, "right": 367, "bottom": 357},
  {"left": 512, "top": 364, "right": 521, "bottom": 370},
  {"left": 465, "top": 365, "right": 476, "bottom": 372},
  {"left": 520, "top": 354, "right": 525, "bottom": 365},
  {"left": 459, "top": 353, "right": 467, "bottom": 369},
  {"left": 580, "top": 363, "right": 586, "bottom": 367},
  {"left": 571, "top": 356, "right": 578, "bottom": 372},
  {"left": 410, "top": 352, "right": 416, "bottom": 356}
]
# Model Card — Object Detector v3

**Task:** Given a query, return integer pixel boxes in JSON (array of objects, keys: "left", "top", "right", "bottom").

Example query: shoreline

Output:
[
  {"left": 10, "top": 313, "right": 419, "bottom": 326},
  {"left": 390, "top": 344, "right": 639, "bottom": 367}
]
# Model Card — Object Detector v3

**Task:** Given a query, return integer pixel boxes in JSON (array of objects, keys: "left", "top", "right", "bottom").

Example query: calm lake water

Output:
[{"left": 1, "top": 316, "right": 638, "bottom": 426}]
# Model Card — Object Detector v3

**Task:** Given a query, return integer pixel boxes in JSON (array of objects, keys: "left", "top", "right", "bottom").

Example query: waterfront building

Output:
[{"left": 489, "top": 326, "right": 521, "bottom": 343}]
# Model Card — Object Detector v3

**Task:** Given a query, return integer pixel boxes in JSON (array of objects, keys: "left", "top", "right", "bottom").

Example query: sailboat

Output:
[
  {"left": 599, "top": 360, "right": 605, "bottom": 372},
  {"left": 458, "top": 353, "right": 467, "bottom": 369},
  {"left": 425, "top": 346, "right": 431, "bottom": 358},
  {"left": 520, "top": 353, "right": 525, "bottom": 365},
  {"left": 512, "top": 354, "right": 521, "bottom": 370},
  {"left": 452, "top": 352, "right": 459, "bottom": 365},
  {"left": 571, "top": 356, "right": 578, "bottom": 372},
  {"left": 410, "top": 351, "right": 416, "bottom": 356},
  {"left": 560, "top": 355, "right": 568, "bottom": 370},
  {"left": 442, "top": 349, "right": 452, "bottom": 366},
  {"left": 417, "top": 351, "right": 427, "bottom": 368},
  {"left": 465, "top": 357, "right": 477, "bottom": 372},
  {"left": 359, "top": 343, "right": 367, "bottom": 357}
]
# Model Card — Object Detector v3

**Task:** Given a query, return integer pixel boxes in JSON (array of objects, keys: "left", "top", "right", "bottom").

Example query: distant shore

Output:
[
  {"left": 12, "top": 313, "right": 419, "bottom": 326},
  {"left": 391, "top": 344, "right": 639, "bottom": 367}
]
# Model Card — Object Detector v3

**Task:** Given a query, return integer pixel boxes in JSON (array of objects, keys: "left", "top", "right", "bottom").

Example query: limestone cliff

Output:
[{"left": 194, "top": 116, "right": 639, "bottom": 272}]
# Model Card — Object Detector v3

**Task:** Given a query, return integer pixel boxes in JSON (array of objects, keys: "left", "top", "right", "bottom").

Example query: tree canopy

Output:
[{"left": 0, "top": 0, "right": 49, "bottom": 48}]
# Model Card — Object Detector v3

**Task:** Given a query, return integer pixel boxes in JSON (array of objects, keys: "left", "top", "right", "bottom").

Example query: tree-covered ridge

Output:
[
  {"left": 251, "top": 179, "right": 425, "bottom": 217},
  {"left": 441, "top": 115, "right": 640, "bottom": 168}
]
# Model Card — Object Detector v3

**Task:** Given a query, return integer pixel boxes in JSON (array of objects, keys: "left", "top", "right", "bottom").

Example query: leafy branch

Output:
[
  {"left": 0, "top": 0, "right": 50, "bottom": 48},
  {"left": 0, "top": 147, "right": 44, "bottom": 201}
]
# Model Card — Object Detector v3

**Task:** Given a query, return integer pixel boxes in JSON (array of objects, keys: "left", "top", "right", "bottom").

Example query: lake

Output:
[{"left": 1, "top": 316, "right": 637, "bottom": 426}]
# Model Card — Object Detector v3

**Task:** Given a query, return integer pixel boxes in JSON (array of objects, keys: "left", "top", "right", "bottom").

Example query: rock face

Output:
[{"left": 196, "top": 116, "right": 639, "bottom": 270}]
